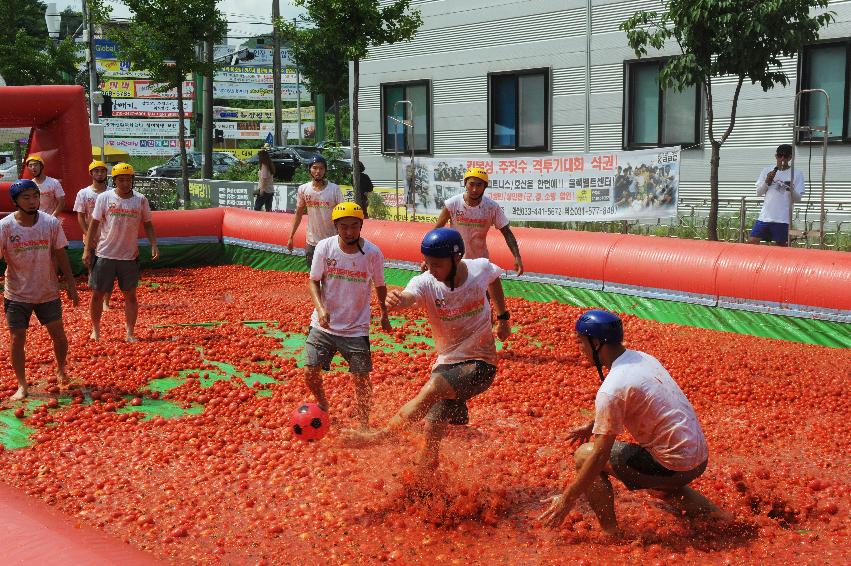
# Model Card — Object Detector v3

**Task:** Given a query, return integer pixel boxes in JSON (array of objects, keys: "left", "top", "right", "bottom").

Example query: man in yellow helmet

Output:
[
  {"left": 435, "top": 167, "right": 524, "bottom": 275},
  {"left": 303, "top": 202, "right": 391, "bottom": 429},
  {"left": 83, "top": 163, "right": 159, "bottom": 342},
  {"left": 25, "top": 154, "right": 65, "bottom": 216},
  {"left": 74, "top": 161, "right": 112, "bottom": 310}
]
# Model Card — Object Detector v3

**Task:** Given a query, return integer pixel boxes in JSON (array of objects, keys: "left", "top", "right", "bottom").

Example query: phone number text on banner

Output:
[{"left": 403, "top": 148, "right": 680, "bottom": 222}]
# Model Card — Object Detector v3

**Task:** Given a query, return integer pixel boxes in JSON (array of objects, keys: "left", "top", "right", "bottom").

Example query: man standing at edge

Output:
[
  {"left": 74, "top": 161, "right": 112, "bottom": 311},
  {"left": 539, "top": 310, "right": 727, "bottom": 536},
  {"left": 83, "top": 163, "right": 158, "bottom": 342},
  {"left": 435, "top": 167, "right": 523, "bottom": 275},
  {"left": 748, "top": 144, "right": 805, "bottom": 247},
  {"left": 1, "top": 180, "right": 79, "bottom": 400},
  {"left": 25, "top": 154, "right": 65, "bottom": 216},
  {"left": 287, "top": 155, "right": 343, "bottom": 269}
]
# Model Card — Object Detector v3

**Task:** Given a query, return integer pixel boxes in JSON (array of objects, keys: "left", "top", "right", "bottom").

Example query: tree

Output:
[
  {"left": 59, "top": 7, "right": 84, "bottom": 40},
  {"left": 0, "top": 0, "right": 80, "bottom": 85},
  {"left": 277, "top": 20, "right": 349, "bottom": 143},
  {"left": 291, "top": 0, "right": 422, "bottom": 215},
  {"left": 622, "top": 1, "right": 833, "bottom": 241},
  {"left": 93, "top": 0, "right": 226, "bottom": 207}
]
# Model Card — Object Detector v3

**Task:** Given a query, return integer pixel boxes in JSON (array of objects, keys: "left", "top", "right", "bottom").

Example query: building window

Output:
[
  {"left": 623, "top": 60, "right": 700, "bottom": 149},
  {"left": 381, "top": 81, "right": 430, "bottom": 154},
  {"left": 799, "top": 41, "right": 850, "bottom": 142},
  {"left": 488, "top": 69, "right": 550, "bottom": 151}
]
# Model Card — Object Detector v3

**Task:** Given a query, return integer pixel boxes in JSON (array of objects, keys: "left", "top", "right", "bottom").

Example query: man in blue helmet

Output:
[
  {"left": 287, "top": 155, "right": 343, "bottom": 269},
  {"left": 341, "top": 228, "right": 512, "bottom": 481},
  {"left": 539, "top": 310, "right": 726, "bottom": 535},
  {"left": 1, "top": 180, "right": 79, "bottom": 400}
]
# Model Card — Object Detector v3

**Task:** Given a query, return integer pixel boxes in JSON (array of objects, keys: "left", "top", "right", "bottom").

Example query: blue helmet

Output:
[
  {"left": 421, "top": 228, "right": 464, "bottom": 258},
  {"left": 575, "top": 310, "right": 623, "bottom": 344},
  {"left": 309, "top": 155, "right": 326, "bottom": 167},
  {"left": 9, "top": 179, "right": 39, "bottom": 202}
]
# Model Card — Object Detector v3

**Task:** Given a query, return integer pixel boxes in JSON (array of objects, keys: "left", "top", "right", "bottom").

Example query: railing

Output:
[{"left": 131, "top": 178, "right": 850, "bottom": 251}]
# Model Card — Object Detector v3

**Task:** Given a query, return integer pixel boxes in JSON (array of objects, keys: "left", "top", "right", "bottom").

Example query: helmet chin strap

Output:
[
  {"left": 446, "top": 256, "right": 459, "bottom": 291},
  {"left": 345, "top": 237, "right": 365, "bottom": 255},
  {"left": 591, "top": 339, "right": 606, "bottom": 382}
]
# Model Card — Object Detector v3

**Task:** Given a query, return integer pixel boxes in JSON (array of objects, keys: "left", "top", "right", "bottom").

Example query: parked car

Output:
[
  {"left": 146, "top": 152, "right": 242, "bottom": 178},
  {"left": 247, "top": 145, "right": 323, "bottom": 181},
  {"left": 320, "top": 145, "right": 352, "bottom": 171},
  {"left": 0, "top": 160, "right": 19, "bottom": 182},
  {"left": 316, "top": 139, "right": 350, "bottom": 150}
]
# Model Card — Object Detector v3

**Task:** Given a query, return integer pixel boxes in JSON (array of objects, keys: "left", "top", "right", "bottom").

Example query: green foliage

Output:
[
  {"left": 367, "top": 192, "right": 390, "bottom": 219},
  {"left": 215, "top": 162, "right": 260, "bottom": 182},
  {"left": 278, "top": 20, "right": 349, "bottom": 106},
  {"left": 0, "top": 0, "right": 80, "bottom": 85},
  {"left": 621, "top": 1, "right": 834, "bottom": 94}
]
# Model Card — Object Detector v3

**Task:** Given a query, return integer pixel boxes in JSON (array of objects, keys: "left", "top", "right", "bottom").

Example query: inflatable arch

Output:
[{"left": 0, "top": 85, "right": 91, "bottom": 211}]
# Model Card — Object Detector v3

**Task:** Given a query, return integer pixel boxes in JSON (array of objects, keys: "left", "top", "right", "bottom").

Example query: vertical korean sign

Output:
[{"left": 403, "top": 148, "right": 680, "bottom": 221}]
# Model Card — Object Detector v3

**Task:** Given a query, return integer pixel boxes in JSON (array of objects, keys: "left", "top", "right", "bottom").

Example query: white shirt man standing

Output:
[
  {"left": 25, "top": 154, "right": 65, "bottom": 216},
  {"left": 749, "top": 144, "right": 805, "bottom": 246}
]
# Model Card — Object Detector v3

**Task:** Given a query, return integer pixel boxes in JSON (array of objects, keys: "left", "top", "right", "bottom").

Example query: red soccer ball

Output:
[{"left": 291, "top": 403, "right": 330, "bottom": 442}]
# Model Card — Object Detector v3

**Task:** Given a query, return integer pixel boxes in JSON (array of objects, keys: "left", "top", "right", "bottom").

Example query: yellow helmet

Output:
[
  {"left": 331, "top": 202, "right": 364, "bottom": 222},
  {"left": 464, "top": 167, "right": 488, "bottom": 185},
  {"left": 26, "top": 154, "right": 44, "bottom": 166},
  {"left": 89, "top": 160, "right": 108, "bottom": 173},
  {"left": 111, "top": 162, "right": 135, "bottom": 177}
]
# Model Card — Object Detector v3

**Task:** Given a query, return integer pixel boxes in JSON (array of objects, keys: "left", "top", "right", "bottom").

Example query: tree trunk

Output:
[
  {"left": 333, "top": 98, "right": 342, "bottom": 143},
  {"left": 708, "top": 141, "right": 721, "bottom": 241},
  {"left": 177, "top": 82, "right": 190, "bottom": 208},
  {"left": 352, "top": 58, "right": 367, "bottom": 217},
  {"left": 203, "top": 37, "right": 214, "bottom": 179}
]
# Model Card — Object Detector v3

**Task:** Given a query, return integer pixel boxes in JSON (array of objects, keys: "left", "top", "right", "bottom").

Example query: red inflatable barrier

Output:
[{"left": 0, "top": 86, "right": 91, "bottom": 211}]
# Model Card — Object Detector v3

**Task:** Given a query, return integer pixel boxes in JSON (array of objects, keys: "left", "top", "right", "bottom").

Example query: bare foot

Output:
[
  {"left": 57, "top": 371, "right": 69, "bottom": 387},
  {"left": 126, "top": 335, "right": 138, "bottom": 343},
  {"left": 90, "top": 329, "right": 100, "bottom": 341},
  {"left": 10, "top": 386, "right": 27, "bottom": 401},
  {"left": 600, "top": 526, "right": 626, "bottom": 540},
  {"left": 339, "top": 427, "right": 388, "bottom": 448},
  {"left": 103, "top": 301, "right": 111, "bottom": 311}
]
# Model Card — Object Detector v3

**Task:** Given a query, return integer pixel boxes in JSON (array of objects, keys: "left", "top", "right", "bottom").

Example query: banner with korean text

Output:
[
  {"left": 102, "top": 118, "right": 190, "bottom": 137},
  {"left": 402, "top": 148, "right": 680, "bottom": 221},
  {"left": 103, "top": 99, "right": 193, "bottom": 118},
  {"left": 213, "top": 105, "right": 315, "bottom": 121},
  {"left": 105, "top": 137, "right": 194, "bottom": 156}
]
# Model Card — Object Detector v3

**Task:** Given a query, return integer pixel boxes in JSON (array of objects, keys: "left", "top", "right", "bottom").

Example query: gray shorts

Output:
[
  {"left": 304, "top": 326, "right": 372, "bottom": 374},
  {"left": 609, "top": 441, "right": 707, "bottom": 491},
  {"left": 426, "top": 360, "right": 496, "bottom": 425},
  {"left": 305, "top": 244, "right": 317, "bottom": 270},
  {"left": 89, "top": 257, "right": 140, "bottom": 293},
  {"left": 4, "top": 298, "right": 62, "bottom": 329}
]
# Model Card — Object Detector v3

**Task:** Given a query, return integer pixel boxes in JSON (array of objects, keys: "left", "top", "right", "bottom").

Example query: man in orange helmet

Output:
[
  {"left": 83, "top": 163, "right": 158, "bottom": 342},
  {"left": 74, "top": 161, "right": 112, "bottom": 311},
  {"left": 25, "top": 154, "right": 65, "bottom": 216},
  {"left": 435, "top": 167, "right": 523, "bottom": 275}
]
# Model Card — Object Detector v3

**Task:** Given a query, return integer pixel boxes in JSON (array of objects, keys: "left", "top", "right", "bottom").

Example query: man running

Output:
[
  {"left": 539, "top": 310, "right": 726, "bottom": 535},
  {"left": 435, "top": 167, "right": 523, "bottom": 274},
  {"left": 74, "top": 161, "right": 112, "bottom": 310},
  {"left": 25, "top": 154, "right": 65, "bottom": 216},
  {"left": 83, "top": 163, "right": 158, "bottom": 342},
  {"left": 342, "top": 228, "right": 512, "bottom": 481},
  {"left": 304, "top": 202, "right": 391, "bottom": 429},
  {"left": 287, "top": 155, "right": 343, "bottom": 269},
  {"left": 1, "top": 180, "right": 79, "bottom": 400}
]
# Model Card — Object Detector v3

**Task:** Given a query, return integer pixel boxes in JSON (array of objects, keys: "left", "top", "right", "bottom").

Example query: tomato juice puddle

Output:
[{"left": 0, "top": 265, "right": 846, "bottom": 565}]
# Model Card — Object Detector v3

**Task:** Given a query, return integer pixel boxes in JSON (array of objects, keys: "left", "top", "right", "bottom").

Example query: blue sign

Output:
[
  {"left": 95, "top": 39, "right": 118, "bottom": 59},
  {"left": 265, "top": 132, "right": 274, "bottom": 145}
]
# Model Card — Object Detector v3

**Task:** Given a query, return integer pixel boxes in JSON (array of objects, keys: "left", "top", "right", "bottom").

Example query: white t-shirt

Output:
[
  {"left": 403, "top": 258, "right": 503, "bottom": 366},
  {"left": 91, "top": 190, "right": 152, "bottom": 260},
  {"left": 443, "top": 194, "right": 509, "bottom": 259},
  {"left": 309, "top": 236, "right": 386, "bottom": 337},
  {"left": 593, "top": 350, "right": 708, "bottom": 471},
  {"left": 73, "top": 185, "right": 106, "bottom": 243},
  {"left": 755, "top": 166, "right": 805, "bottom": 223},
  {"left": 35, "top": 177, "right": 65, "bottom": 214},
  {"left": 0, "top": 212, "right": 68, "bottom": 304},
  {"left": 296, "top": 181, "right": 343, "bottom": 246}
]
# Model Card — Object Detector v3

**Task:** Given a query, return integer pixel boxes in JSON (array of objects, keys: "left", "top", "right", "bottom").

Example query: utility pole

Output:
[
  {"left": 81, "top": 0, "right": 99, "bottom": 123},
  {"left": 203, "top": 37, "right": 214, "bottom": 179},
  {"left": 272, "top": 0, "right": 283, "bottom": 146},
  {"left": 296, "top": 49, "right": 302, "bottom": 146}
]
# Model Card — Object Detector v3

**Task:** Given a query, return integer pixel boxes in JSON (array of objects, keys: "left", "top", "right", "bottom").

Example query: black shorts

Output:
[
  {"left": 609, "top": 441, "right": 707, "bottom": 491},
  {"left": 4, "top": 298, "right": 63, "bottom": 329},
  {"left": 426, "top": 360, "right": 496, "bottom": 425},
  {"left": 89, "top": 257, "right": 140, "bottom": 293}
]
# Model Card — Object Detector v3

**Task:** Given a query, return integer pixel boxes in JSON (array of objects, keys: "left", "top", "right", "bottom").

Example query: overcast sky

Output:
[{"left": 52, "top": 0, "right": 305, "bottom": 46}]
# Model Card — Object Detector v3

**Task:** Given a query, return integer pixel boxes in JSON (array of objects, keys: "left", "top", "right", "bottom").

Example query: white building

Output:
[{"left": 353, "top": 0, "right": 851, "bottom": 230}]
